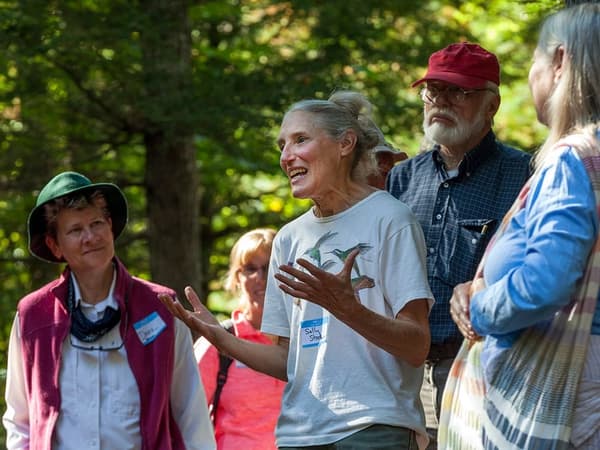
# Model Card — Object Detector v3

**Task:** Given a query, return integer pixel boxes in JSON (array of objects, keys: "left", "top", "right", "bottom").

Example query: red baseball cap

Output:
[{"left": 412, "top": 42, "right": 500, "bottom": 89}]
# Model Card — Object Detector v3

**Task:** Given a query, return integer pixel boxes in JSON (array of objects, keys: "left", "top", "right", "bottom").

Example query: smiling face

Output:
[
  {"left": 45, "top": 203, "right": 115, "bottom": 275},
  {"left": 277, "top": 110, "right": 348, "bottom": 202},
  {"left": 225, "top": 228, "right": 274, "bottom": 329},
  {"left": 237, "top": 249, "right": 270, "bottom": 325}
]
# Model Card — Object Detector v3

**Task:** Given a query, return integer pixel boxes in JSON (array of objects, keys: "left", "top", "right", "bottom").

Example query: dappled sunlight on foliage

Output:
[{"left": 0, "top": 0, "right": 565, "bottom": 440}]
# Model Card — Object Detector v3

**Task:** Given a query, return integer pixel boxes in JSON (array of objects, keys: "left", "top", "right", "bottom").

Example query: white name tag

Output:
[
  {"left": 134, "top": 311, "right": 166, "bottom": 345},
  {"left": 301, "top": 317, "right": 327, "bottom": 348}
]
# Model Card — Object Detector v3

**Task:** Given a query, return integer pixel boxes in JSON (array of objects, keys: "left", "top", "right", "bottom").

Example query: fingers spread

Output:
[{"left": 289, "top": 258, "right": 321, "bottom": 278}]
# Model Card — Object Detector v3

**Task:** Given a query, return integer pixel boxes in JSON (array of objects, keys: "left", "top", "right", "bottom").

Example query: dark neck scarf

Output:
[{"left": 67, "top": 275, "right": 121, "bottom": 343}]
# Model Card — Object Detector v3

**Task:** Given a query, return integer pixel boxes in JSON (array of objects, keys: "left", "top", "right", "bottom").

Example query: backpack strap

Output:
[{"left": 209, "top": 319, "right": 235, "bottom": 426}]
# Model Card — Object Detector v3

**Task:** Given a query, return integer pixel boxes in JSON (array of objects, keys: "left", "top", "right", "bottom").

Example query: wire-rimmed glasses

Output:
[
  {"left": 420, "top": 86, "right": 497, "bottom": 105},
  {"left": 239, "top": 264, "right": 269, "bottom": 278}
]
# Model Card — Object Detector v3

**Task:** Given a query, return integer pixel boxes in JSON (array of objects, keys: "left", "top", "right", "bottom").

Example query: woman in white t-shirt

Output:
[{"left": 160, "top": 90, "right": 434, "bottom": 450}]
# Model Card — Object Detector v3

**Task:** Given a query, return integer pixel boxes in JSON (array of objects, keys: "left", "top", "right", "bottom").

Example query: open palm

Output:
[{"left": 158, "top": 286, "right": 221, "bottom": 340}]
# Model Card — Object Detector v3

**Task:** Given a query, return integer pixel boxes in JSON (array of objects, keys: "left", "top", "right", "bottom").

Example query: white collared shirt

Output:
[{"left": 3, "top": 274, "right": 215, "bottom": 450}]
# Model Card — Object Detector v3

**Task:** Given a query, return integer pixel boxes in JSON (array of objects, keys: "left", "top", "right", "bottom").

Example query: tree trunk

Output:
[
  {"left": 145, "top": 135, "right": 201, "bottom": 300},
  {"left": 140, "top": 0, "right": 203, "bottom": 301}
]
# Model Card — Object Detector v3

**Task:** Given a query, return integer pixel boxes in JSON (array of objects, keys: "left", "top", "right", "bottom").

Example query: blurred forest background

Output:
[{"left": 0, "top": 0, "right": 568, "bottom": 441}]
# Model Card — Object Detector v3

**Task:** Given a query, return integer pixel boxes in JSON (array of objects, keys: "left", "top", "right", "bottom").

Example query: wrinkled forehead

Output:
[
  {"left": 53, "top": 203, "right": 109, "bottom": 232},
  {"left": 278, "top": 110, "right": 319, "bottom": 139}
]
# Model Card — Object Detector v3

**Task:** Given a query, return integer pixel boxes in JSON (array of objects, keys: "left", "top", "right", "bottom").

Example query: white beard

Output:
[{"left": 423, "top": 108, "right": 487, "bottom": 148}]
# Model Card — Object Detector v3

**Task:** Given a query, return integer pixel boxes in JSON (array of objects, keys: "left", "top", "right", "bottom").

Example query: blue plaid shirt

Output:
[{"left": 386, "top": 131, "right": 532, "bottom": 344}]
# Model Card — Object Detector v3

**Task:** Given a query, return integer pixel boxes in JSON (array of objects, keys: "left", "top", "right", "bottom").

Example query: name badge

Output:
[
  {"left": 301, "top": 317, "right": 327, "bottom": 348},
  {"left": 134, "top": 311, "right": 166, "bottom": 345}
]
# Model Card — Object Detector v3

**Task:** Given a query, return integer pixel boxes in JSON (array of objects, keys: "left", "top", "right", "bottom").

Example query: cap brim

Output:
[{"left": 411, "top": 72, "right": 492, "bottom": 89}]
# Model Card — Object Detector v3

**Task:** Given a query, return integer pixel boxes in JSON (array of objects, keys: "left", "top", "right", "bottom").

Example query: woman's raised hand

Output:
[{"left": 158, "top": 286, "right": 221, "bottom": 340}]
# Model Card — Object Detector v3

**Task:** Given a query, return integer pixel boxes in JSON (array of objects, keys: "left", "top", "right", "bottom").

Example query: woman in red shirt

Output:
[{"left": 195, "top": 228, "right": 285, "bottom": 450}]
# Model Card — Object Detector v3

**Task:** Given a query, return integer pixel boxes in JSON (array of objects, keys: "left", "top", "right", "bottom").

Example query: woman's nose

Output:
[{"left": 81, "top": 227, "right": 95, "bottom": 241}]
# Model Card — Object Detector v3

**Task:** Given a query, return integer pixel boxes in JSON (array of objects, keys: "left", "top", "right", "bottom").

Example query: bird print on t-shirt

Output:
[
  {"left": 328, "top": 243, "right": 375, "bottom": 292},
  {"left": 303, "top": 230, "right": 338, "bottom": 269}
]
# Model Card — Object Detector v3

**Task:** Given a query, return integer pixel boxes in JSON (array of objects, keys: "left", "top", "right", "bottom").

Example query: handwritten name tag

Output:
[
  {"left": 301, "top": 317, "right": 328, "bottom": 348},
  {"left": 134, "top": 311, "right": 166, "bottom": 345}
]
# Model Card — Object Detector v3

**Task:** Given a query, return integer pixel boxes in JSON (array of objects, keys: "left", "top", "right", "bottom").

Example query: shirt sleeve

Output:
[
  {"left": 379, "top": 220, "right": 434, "bottom": 315},
  {"left": 171, "top": 320, "right": 216, "bottom": 450},
  {"left": 471, "top": 147, "right": 598, "bottom": 335},
  {"left": 261, "top": 235, "right": 292, "bottom": 338},
  {"left": 3, "top": 314, "right": 30, "bottom": 450}
]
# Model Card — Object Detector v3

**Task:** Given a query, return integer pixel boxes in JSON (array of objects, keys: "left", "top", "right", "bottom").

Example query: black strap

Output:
[{"left": 209, "top": 319, "right": 235, "bottom": 425}]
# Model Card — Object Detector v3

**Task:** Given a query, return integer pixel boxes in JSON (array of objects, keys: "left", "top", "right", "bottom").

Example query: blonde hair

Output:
[
  {"left": 224, "top": 228, "right": 276, "bottom": 293},
  {"left": 534, "top": 3, "right": 600, "bottom": 169}
]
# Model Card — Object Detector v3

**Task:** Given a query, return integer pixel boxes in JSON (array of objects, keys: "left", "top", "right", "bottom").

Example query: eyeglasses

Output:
[
  {"left": 240, "top": 264, "right": 269, "bottom": 278},
  {"left": 420, "top": 86, "right": 497, "bottom": 105},
  {"left": 69, "top": 309, "right": 128, "bottom": 352}
]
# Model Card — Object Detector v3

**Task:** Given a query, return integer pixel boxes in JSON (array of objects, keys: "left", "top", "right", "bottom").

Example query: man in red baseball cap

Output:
[{"left": 386, "top": 42, "right": 532, "bottom": 449}]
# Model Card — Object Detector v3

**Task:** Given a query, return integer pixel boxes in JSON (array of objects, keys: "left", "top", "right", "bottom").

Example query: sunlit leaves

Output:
[{"left": 0, "top": 2, "right": 566, "bottom": 435}]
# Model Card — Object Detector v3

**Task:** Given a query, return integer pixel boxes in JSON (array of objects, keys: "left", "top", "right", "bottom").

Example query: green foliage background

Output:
[{"left": 0, "top": 0, "right": 562, "bottom": 444}]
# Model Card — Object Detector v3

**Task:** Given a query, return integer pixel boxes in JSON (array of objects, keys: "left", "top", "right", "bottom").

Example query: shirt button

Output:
[
  {"left": 471, "top": 238, "right": 478, "bottom": 244},
  {"left": 443, "top": 182, "right": 449, "bottom": 188},
  {"left": 435, "top": 214, "right": 442, "bottom": 220},
  {"left": 429, "top": 247, "right": 435, "bottom": 253}
]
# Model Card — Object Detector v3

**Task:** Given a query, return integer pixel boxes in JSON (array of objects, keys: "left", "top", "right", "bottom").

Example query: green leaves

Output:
[{"left": 0, "top": 2, "right": 563, "bottom": 439}]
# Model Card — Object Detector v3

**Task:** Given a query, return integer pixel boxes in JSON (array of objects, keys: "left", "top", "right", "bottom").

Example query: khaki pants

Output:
[{"left": 420, "top": 358, "right": 454, "bottom": 450}]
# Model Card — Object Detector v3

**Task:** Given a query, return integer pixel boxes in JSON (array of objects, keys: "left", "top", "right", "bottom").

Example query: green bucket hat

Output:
[{"left": 28, "top": 171, "right": 128, "bottom": 263}]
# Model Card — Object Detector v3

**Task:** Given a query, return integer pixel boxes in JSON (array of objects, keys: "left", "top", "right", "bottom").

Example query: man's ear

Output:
[
  {"left": 45, "top": 234, "right": 62, "bottom": 260},
  {"left": 340, "top": 130, "right": 358, "bottom": 156},
  {"left": 486, "top": 92, "right": 501, "bottom": 121}
]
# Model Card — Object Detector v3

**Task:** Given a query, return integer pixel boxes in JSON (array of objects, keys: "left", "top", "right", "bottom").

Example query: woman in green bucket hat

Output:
[{"left": 3, "top": 171, "right": 216, "bottom": 450}]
